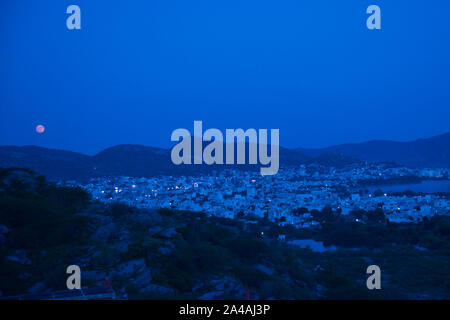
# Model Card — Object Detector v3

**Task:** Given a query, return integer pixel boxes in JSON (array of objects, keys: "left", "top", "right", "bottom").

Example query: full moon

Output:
[{"left": 36, "top": 125, "right": 45, "bottom": 134}]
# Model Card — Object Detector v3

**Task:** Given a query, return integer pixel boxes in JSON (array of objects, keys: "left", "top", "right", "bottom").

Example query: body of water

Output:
[{"left": 360, "top": 179, "right": 450, "bottom": 194}]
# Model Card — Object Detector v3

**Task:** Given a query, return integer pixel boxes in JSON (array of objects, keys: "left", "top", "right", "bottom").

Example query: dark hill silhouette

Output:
[
  {"left": 0, "top": 143, "right": 310, "bottom": 181},
  {"left": 0, "top": 132, "right": 447, "bottom": 181},
  {"left": 306, "top": 153, "right": 362, "bottom": 168},
  {"left": 92, "top": 143, "right": 311, "bottom": 177},
  {"left": 0, "top": 146, "right": 93, "bottom": 181},
  {"left": 296, "top": 132, "right": 450, "bottom": 168}
]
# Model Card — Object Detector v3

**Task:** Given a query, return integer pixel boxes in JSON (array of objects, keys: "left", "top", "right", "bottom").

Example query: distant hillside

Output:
[
  {"left": 1, "top": 132, "right": 447, "bottom": 181},
  {"left": 0, "top": 146, "right": 93, "bottom": 181},
  {"left": 0, "top": 145, "right": 202, "bottom": 181},
  {"left": 305, "top": 153, "right": 362, "bottom": 168},
  {"left": 296, "top": 132, "right": 450, "bottom": 168},
  {"left": 0, "top": 143, "right": 311, "bottom": 181},
  {"left": 92, "top": 145, "right": 197, "bottom": 177}
]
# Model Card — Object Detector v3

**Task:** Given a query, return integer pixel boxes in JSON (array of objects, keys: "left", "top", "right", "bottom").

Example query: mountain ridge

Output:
[
  {"left": 0, "top": 143, "right": 312, "bottom": 181},
  {"left": 296, "top": 132, "right": 450, "bottom": 168},
  {"left": 0, "top": 132, "right": 448, "bottom": 181}
]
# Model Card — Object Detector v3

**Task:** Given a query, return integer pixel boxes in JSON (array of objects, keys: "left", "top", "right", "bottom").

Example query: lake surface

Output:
[
  {"left": 360, "top": 180, "right": 450, "bottom": 193},
  {"left": 288, "top": 239, "right": 337, "bottom": 252}
]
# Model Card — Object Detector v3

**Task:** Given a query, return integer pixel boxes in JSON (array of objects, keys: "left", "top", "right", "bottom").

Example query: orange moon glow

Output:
[{"left": 36, "top": 125, "right": 45, "bottom": 134}]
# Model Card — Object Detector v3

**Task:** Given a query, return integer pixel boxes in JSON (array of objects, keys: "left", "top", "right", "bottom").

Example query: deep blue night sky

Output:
[{"left": 1, "top": 1, "right": 449, "bottom": 155}]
